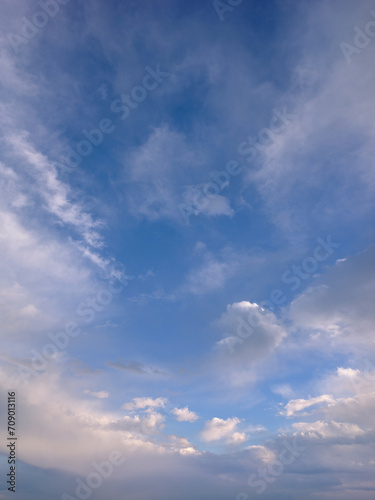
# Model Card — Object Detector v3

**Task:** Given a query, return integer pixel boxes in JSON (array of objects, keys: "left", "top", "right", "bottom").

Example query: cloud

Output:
[
  {"left": 4, "top": 131, "right": 104, "bottom": 249},
  {"left": 272, "top": 384, "right": 295, "bottom": 399},
  {"left": 168, "top": 435, "right": 200, "bottom": 455},
  {"left": 183, "top": 256, "right": 230, "bottom": 295},
  {"left": 245, "top": 3, "right": 375, "bottom": 239},
  {"left": 225, "top": 432, "right": 248, "bottom": 445},
  {"left": 181, "top": 187, "right": 234, "bottom": 220},
  {"left": 124, "top": 125, "right": 205, "bottom": 222},
  {"left": 107, "top": 361, "right": 168, "bottom": 377},
  {"left": 289, "top": 246, "right": 375, "bottom": 348},
  {"left": 0, "top": 209, "right": 100, "bottom": 346},
  {"left": 281, "top": 394, "right": 335, "bottom": 417},
  {"left": 121, "top": 397, "right": 167, "bottom": 411},
  {"left": 109, "top": 412, "right": 166, "bottom": 435},
  {"left": 291, "top": 420, "right": 365, "bottom": 440},
  {"left": 84, "top": 390, "right": 109, "bottom": 399},
  {"left": 1, "top": 1, "right": 375, "bottom": 498},
  {"left": 0, "top": 365, "right": 165, "bottom": 475},
  {"left": 201, "top": 417, "right": 244, "bottom": 444},
  {"left": 213, "top": 301, "right": 287, "bottom": 385},
  {"left": 171, "top": 407, "right": 199, "bottom": 422},
  {"left": 181, "top": 247, "right": 263, "bottom": 296}
]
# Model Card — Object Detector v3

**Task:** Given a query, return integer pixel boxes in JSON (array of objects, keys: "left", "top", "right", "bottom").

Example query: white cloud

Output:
[
  {"left": 0, "top": 210, "right": 97, "bottom": 344},
  {"left": 1, "top": 1, "right": 375, "bottom": 498},
  {"left": 84, "top": 390, "right": 109, "bottom": 399},
  {"left": 4, "top": 132, "right": 104, "bottom": 249},
  {"left": 282, "top": 395, "right": 335, "bottom": 417},
  {"left": 291, "top": 420, "right": 365, "bottom": 440},
  {"left": 0, "top": 366, "right": 167, "bottom": 475},
  {"left": 172, "top": 406, "right": 199, "bottom": 422},
  {"left": 181, "top": 247, "right": 262, "bottom": 296},
  {"left": 244, "top": 424, "right": 267, "bottom": 433},
  {"left": 181, "top": 188, "right": 234, "bottom": 220},
  {"left": 289, "top": 246, "right": 375, "bottom": 349},
  {"left": 168, "top": 435, "right": 200, "bottom": 455},
  {"left": 183, "top": 256, "right": 229, "bottom": 294},
  {"left": 213, "top": 301, "right": 287, "bottom": 385},
  {"left": 122, "top": 397, "right": 167, "bottom": 411},
  {"left": 201, "top": 417, "right": 243, "bottom": 443},
  {"left": 272, "top": 384, "right": 294, "bottom": 399},
  {"left": 246, "top": 6, "right": 375, "bottom": 238},
  {"left": 124, "top": 125, "right": 205, "bottom": 222}
]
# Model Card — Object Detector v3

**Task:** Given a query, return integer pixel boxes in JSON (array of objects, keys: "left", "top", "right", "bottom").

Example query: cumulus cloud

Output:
[
  {"left": 168, "top": 435, "right": 200, "bottom": 455},
  {"left": 317, "top": 365, "right": 375, "bottom": 399},
  {"left": 245, "top": 3, "right": 375, "bottom": 238},
  {"left": 171, "top": 406, "right": 199, "bottom": 422},
  {"left": 0, "top": 209, "right": 99, "bottom": 346},
  {"left": 0, "top": 366, "right": 166, "bottom": 475},
  {"left": 183, "top": 256, "right": 230, "bottom": 295},
  {"left": 4, "top": 132, "right": 104, "bottom": 250},
  {"left": 213, "top": 301, "right": 287, "bottom": 385},
  {"left": 272, "top": 384, "right": 295, "bottom": 399},
  {"left": 84, "top": 390, "right": 109, "bottom": 399},
  {"left": 180, "top": 247, "right": 262, "bottom": 296},
  {"left": 124, "top": 125, "right": 205, "bottom": 222}
]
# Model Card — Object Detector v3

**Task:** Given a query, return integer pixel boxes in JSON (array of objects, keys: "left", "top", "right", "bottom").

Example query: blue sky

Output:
[{"left": 0, "top": 0, "right": 375, "bottom": 498}]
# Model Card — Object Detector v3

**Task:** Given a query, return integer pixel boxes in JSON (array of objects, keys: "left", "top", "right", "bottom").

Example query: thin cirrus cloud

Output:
[
  {"left": 0, "top": 0, "right": 374, "bottom": 499},
  {"left": 121, "top": 397, "right": 167, "bottom": 411}
]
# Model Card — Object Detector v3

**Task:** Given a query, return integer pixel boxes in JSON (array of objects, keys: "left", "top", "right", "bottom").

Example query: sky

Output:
[{"left": 0, "top": 0, "right": 375, "bottom": 498}]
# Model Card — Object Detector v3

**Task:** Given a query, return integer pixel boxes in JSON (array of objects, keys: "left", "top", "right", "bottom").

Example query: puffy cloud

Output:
[
  {"left": 272, "top": 384, "right": 294, "bottom": 399},
  {"left": 171, "top": 406, "right": 199, "bottom": 422},
  {"left": 201, "top": 417, "right": 245, "bottom": 444},
  {"left": 0, "top": 366, "right": 166, "bottom": 475},
  {"left": 319, "top": 365, "right": 375, "bottom": 398},
  {"left": 245, "top": 444, "right": 277, "bottom": 463},
  {"left": 289, "top": 246, "right": 375, "bottom": 349},
  {"left": 291, "top": 420, "right": 365, "bottom": 440},
  {"left": 84, "top": 390, "right": 109, "bottom": 399},
  {"left": 4, "top": 132, "right": 104, "bottom": 250},
  {"left": 124, "top": 125, "right": 205, "bottom": 222},
  {"left": 213, "top": 301, "right": 287, "bottom": 385},
  {"left": 183, "top": 256, "right": 229, "bottom": 295},
  {"left": 1, "top": 0, "right": 375, "bottom": 498},
  {"left": 282, "top": 395, "right": 335, "bottom": 417},
  {"left": 121, "top": 397, "right": 167, "bottom": 411}
]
